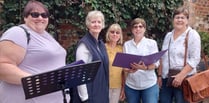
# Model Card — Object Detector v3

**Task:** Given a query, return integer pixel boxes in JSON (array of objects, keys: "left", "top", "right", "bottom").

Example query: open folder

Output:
[{"left": 112, "top": 49, "right": 168, "bottom": 68}]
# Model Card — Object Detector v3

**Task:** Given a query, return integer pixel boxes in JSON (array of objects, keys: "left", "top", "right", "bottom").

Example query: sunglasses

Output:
[
  {"left": 110, "top": 30, "right": 120, "bottom": 34},
  {"left": 133, "top": 25, "right": 144, "bottom": 29},
  {"left": 30, "top": 12, "right": 49, "bottom": 18}
]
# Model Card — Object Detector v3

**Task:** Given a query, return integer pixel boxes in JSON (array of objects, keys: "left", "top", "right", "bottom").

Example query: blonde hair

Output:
[
  {"left": 85, "top": 10, "right": 105, "bottom": 29},
  {"left": 106, "top": 23, "right": 123, "bottom": 45}
]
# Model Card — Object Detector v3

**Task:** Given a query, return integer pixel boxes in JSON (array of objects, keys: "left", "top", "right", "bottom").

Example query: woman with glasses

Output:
[
  {"left": 158, "top": 7, "right": 201, "bottom": 103},
  {"left": 0, "top": 0, "right": 66, "bottom": 103},
  {"left": 105, "top": 23, "right": 125, "bottom": 103},
  {"left": 123, "top": 18, "right": 159, "bottom": 103}
]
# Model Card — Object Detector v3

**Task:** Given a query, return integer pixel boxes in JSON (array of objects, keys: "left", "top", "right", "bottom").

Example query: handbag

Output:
[
  {"left": 182, "top": 69, "right": 209, "bottom": 102},
  {"left": 166, "top": 69, "right": 181, "bottom": 87},
  {"left": 166, "top": 31, "right": 189, "bottom": 88},
  {"left": 182, "top": 55, "right": 209, "bottom": 102}
]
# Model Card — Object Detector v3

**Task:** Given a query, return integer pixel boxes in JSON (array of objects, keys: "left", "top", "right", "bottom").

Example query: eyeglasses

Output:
[
  {"left": 30, "top": 12, "right": 49, "bottom": 18},
  {"left": 110, "top": 31, "right": 120, "bottom": 34},
  {"left": 174, "top": 16, "right": 186, "bottom": 20},
  {"left": 133, "top": 25, "right": 144, "bottom": 29}
]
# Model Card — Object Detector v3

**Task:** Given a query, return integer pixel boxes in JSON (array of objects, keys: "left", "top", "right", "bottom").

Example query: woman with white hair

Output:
[{"left": 71, "top": 10, "right": 109, "bottom": 103}]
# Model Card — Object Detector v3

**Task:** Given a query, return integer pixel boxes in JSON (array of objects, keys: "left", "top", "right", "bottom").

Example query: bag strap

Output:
[
  {"left": 184, "top": 30, "right": 189, "bottom": 66},
  {"left": 19, "top": 26, "right": 30, "bottom": 44},
  {"left": 168, "top": 30, "right": 190, "bottom": 69}
]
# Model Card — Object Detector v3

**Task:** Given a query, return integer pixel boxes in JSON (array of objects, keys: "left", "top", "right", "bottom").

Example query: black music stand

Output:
[{"left": 21, "top": 60, "right": 101, "bottom": 103}]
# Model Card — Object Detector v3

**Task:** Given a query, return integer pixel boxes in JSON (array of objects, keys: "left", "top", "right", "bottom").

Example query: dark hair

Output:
[
  {"left": 173, "top": 6, "right": 189, "bottom": 19},
  {"left": 23, "top": 0, "right": 49, "bottom": 18},
  {"left": 130, "top": 18, "right": 146, "bottom": 29}
]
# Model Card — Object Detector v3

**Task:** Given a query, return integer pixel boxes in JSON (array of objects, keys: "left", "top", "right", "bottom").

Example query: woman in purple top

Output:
[{"left": 0, "top": 0, "right": 66, "bottom": 103}]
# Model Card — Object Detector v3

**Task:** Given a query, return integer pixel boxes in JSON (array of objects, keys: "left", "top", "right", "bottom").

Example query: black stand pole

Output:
[
  {"left": 69, "top": 88, "right": 73, "bottom": 103},
  {"left": 61, "top": 84, "right": 68, "bottom": 103}
]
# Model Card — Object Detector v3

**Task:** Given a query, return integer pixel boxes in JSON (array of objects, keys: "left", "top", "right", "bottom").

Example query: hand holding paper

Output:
[
  {"left": 112, "top": 49, "right": 168, "bottom": 68},
  {"left": 130, "top": 61, "right": 147, "bottom": 70}
]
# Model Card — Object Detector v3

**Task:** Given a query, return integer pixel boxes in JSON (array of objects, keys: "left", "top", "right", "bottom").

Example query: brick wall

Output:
[
  {"left": 57, "top": 24, "right": 81, "bottom": 49},
  {"left": 189, "top": 0, "right": 209, "bottom": 32},
  {"left": 0, "top": 0, "right": 208, "bottom": 48},
  {"left": 60, "top": 0, "right": 209, "bottom": 48}
]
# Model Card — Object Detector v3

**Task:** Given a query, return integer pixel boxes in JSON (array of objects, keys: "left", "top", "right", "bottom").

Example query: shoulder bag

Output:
[
  {"left": 182, "top": 54, "right": 209, "bottom": 102},
  {"left": 166, "top": 30, "right": 189, "bottom": 88}
]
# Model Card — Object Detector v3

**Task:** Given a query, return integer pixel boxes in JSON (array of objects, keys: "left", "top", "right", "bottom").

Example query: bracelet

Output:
[{"left": 157, "top": 75, "right": 162, "bottom": 77}]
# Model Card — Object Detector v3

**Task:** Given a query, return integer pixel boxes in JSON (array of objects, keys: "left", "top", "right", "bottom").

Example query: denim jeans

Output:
[
  {"left": 125, "top": 84, "right": 159, "bottom": 103},
  {"left": 159, "top": 78, "right": 188, "bottom": 103}
]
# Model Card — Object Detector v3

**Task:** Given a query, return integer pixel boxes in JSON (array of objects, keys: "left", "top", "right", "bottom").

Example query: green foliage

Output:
[
  {"left": 199, "top": 32, "right": 209, "bottom": 56},
  {"left": 0, "top": 0, "right": 184, "bottom": 63},
  {"left": 83, "top": 0, "right": 183, "bottom": 34},
  {"left": 66, "top": 42, "right": 77, "bottom": 64},
  {"left": 0, "top": 0, "right": 183, "bottom": 35}
]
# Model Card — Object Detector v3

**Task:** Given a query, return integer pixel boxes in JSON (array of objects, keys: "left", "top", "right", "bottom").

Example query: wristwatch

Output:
[{"left": 157, "top": 74, "right": 162, "bottom": 77}]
